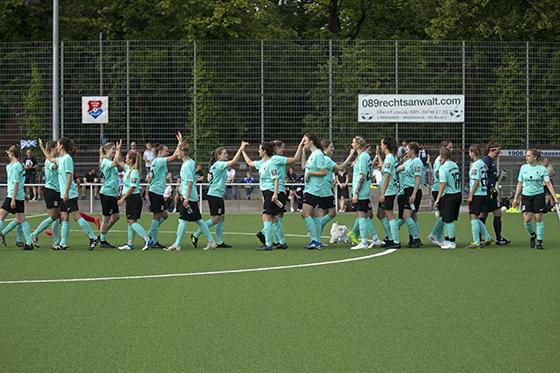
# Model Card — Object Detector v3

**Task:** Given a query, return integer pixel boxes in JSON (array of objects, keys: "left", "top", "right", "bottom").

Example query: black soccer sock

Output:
[{"left": 493, "top": 216, "right": 502, "bottom": 240}]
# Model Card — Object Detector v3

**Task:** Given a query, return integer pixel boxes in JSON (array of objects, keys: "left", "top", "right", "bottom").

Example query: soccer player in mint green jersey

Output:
[
  {"left": 395, "top": 142, "right": 423, "bottom": 248},
  {"left": 144, "top": 132, "right": 183, "bottom": 250},
  {"left": 513, "top": 149, "right": 559, "bottom": 250},
  {"left": 0, "top": 145, "right": 33, "bottom": 250},
  {"left": 249, "top": 139, "right": 304, "bottom": 249},
  {"left": 38, "top": 137, "right": 99, "bottom": 250},
  {"left": 427, "top": 140, "right": 453, "bottom": 247},
  {"left": 191, "top": 141, "right": 248, "bottom": 249},
  {"left": 378, "top": 136, "right": 400, "bottom": 248},
  {"left": 433, "top": 147, "right": 462, "bottom": 250},
  {"left": 116, "top": 151, "right": 154, "bottom": 251},
  {"left": 301, "top": 133, "right": 327, "bottom": 250},
  {"left": 30, "top": 141, "right": 62, "bottom": 249},
  {"left": 98, "top": 139, "right": 124, "bottom": 248},
  {"left": 466, "top": 144, "right": 494, "bottom": 249},
  {"left": 165, "top": 142, "right": 216, "bottom": 252},
  {"left": 242, "top": 142, "right": 281, "bottom": 251}
]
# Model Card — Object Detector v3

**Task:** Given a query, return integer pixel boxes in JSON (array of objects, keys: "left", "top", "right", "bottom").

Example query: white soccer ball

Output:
[{"left": 501, "top": 206, "right": 507, "bottom": 212}]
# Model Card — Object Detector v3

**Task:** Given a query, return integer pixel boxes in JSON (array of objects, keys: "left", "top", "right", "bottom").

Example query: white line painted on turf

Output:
[{"left": 0, "top": 249, "right": 396, "bottom": 285}]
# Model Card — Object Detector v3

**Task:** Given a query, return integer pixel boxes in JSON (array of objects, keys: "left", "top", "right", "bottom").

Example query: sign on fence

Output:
[
  {"left": 501, "top": 149, "right": 560, "bottom": 158},
  {"left": 358, "top": 94, "right": 465, "bottom": 123},
  {"left": 82, "top": 96, "right": 109, "bottom": 124}
]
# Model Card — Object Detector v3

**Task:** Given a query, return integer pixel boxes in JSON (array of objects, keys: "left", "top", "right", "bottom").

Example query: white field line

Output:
[{"left": 0, "top": 249, "right": 397, "bottom": 285}]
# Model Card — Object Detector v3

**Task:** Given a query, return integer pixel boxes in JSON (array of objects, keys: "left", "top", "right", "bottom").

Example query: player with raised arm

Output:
[
  {"left": 466, "top": 145, "right": 494, "bottom": 248},
  {"left": 433, "top": 147, "right": 462, "bottom": 250},
  {"left": 38, "top": 137, "right": 99, "bottom": 250},
  {"left": 480, "top": 141, "right": 511, "bottom": 245},
  {"left": 427, "top": 140, "right": 453, "bottom": 246},
  {"left": 98, "top": 140, "right": 124, "bottom": 248},
  {"left": 396, "top": 142, "right": 423, "bottom": 248},
  {"left": 165, "top": 142, "right": 216, "bottom": 251},
  {"left": 0, "top": 145, "right": 33, "bottom": 250},
  {"left": 144, "top": 132, "right": 183, "bottom": 249},
  {"left": 512, "top": 149, "right": 559, "bottom": 250},
  {"left": 190, "top": 142, "right": 248, "bottom": 249}
]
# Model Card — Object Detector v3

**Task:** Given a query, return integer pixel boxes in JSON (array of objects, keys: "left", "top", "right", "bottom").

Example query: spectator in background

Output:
[
  {"left": 397, "top": 140, "right": 408, "bottom": 159},
  {"left": 286, "top": 166, "right": 302, "bottom": 212},
  {"left": 243, "top": 171, "right": 255, "bottom": 200},
  {"left": 225, "top": 167, "right": 237, "bottom": 199},
  {"left": 419, "top": 144, "right": 430, "bottom": 166},
  {"left": 163, "top": 173, "right": 174, "bottom": 212},
  {"left": 195, "top": 164, "right": 205, "bottom": 182},
  {"left": 130, "top": 142, "right": 138, "bottom": 154},
  {"left": 142, "top": 143, "right": 155, "bottom": 200},
  {"left": 24, "top": 148, "right": 38, "bottom": 201},
  {"left": 172, "top": 177, "right": 183, "bottom": 213},
  {"left": 81, "top": 168, "right": 99, "bottom": 200},
  {"left": 37, "top": 168, "right": 46, "bottom": 201},
  {"left": 542, "top": 158, "right": 555, "bottom": 211},
  {"left": 335, "top": 169, "right": 349, "bottom": 212}
]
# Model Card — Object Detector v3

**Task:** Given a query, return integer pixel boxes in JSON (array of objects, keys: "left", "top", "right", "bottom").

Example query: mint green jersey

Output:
[
  {"left": 439, "top": 160, "right": 461, "bottom": 195},
  {"left": 254, "top": 159, "right": 278, "bottom": 192},
  {"left": 352, "top": 151, "right": 371, "bottom": 200},
  {"left": 518, "top": 164, "right": 548, "bottom": 196},
  {"left": 44, "top": 159, "right": 59, "bottom": 192},
  {"left": 57, "top": 154, "right": 78, "bottom": 199},
  {"left": 6, "top": 162, "right": 25, "bottom": 200},
  {"left": 149, "top": 157, "right": 168, "bottom": 195},
  {"left": 304, "top": 149, "right": 326, "bottom": 196},
  {"left": 122, "top": 165, "right": 141, "bottom": 195},
  {"left": 399, "top": 157, "right": 423, "bottom": 194},
  {"left": 469, "top": 159, "right": 488, "bottom": 196},
  {"left": 319, "top": 156, "right": 336, "bottom": 197},
  {"left": 382, "top": 153, "right": 398, "bottom": 196},
  {"left": 270, "top": 155, "right": 287, "bottom": 192},
  {"left": 208, "top": 161, "right": 228, "bottom": 198},
  {"left": 180, "top": 159, "right": 199, "bottom": 202},
  {"left": 100, "top": 158, "right": 119, "bottom": 197},
  {"left": 432, "top": 156, "right": 442, "bottom": 192}
]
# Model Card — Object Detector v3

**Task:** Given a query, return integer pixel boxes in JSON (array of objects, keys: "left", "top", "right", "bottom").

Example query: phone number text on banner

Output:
[{"left": 358, "top": 94, "right": 465, "bottom": 123}]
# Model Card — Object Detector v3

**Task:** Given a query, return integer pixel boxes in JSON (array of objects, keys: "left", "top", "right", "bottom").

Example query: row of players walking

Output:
[{"left": 0, "top": 133, "right": 557, "bottom": 251}]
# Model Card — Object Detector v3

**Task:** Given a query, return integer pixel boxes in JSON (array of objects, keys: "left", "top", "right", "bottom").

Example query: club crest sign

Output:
[{"left": 82, "top": 96, "right": 109, "bottom": 124}]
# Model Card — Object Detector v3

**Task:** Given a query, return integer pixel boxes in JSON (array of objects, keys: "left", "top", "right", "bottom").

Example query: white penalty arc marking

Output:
[{"left": 0, "top": 249, "right": 397, "bottom": 285}]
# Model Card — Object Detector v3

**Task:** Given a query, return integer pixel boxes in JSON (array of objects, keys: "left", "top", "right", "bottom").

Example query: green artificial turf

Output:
[{"left": 0, "top": 212, "right": 559, "bottom": 372}]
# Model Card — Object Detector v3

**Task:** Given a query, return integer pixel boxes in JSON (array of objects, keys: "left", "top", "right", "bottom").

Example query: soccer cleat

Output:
[
  {"left": 164, "top": 244, "right": 181, "bottom": 252},
  {"left": 190, "top": 234, "right": 199, "bottom": 248},
  {"left": 256, "top": 245, "right": 273, "bottom": 251},
  {"left": 216, "top": 243, "right": 232, "bottom": 248},
  {"left": 100, "top": 241, "right": 116, "bottom": 249},
  {"left": 151, "top": 242, "right": 166, "bottom": 249},
  {"left": 466, "top": 242, "right": 482, "bottom": 249},
  {"left": 256, "top": 231, "right": 265, "bottom": 245},
  {"left": 22, "top": 244, "right": 34, "bottom": 251},
  {"left": 44, "top": 228, "right": 53, "bottom": 237},
  {"left": 368, "top": 238, "right": 384, "bottom": 249},
  {"left": 305, "top": 240, "right": 321, "bottom": 250},
  {"left": 94, "top": 216, "right": 101, "bottom": 231},
  {"left": 441, "top": 241, "right": 456, "bottom": 250},
  {"left": 483, "top": 239, "right": 494, "bottom": 247},
  {"left": 89, "top": 236, "right": 100, "bottom": 250},
  {"left": 381, "top": 239, "right": 394, "bottom": 248},
  {"left": 536, "top": 240, "right": 543, "bottom": 250},
  {"left": 408, "top": 235, "right": 414, "bottom": 248},
  {"left": 0, "top": 233, "right": 6, "bottom": 246},
  {"left": 51, "top": 245, "right": 60, "bottom": 251},
  {"left": 495, "top": 237, "right": 511, "bottom": 246},
  {"left": 391, "top": 242, "right": 402, "bottom": 249},
  {"left": 347, "top": 231, "right": 359, "bottom": 245},
  {"left": 350, "top": 242, "right": 369, "bottom": 250},
  {"left": 529, "top": 233, "right": 536, "bottom": 249},
  {"left": 15, "top": 241, "right": 24, "bottom": 248},
  {"left": 58, "top": 245, "right": 68, "bottom": 251},
  {"left": 204, "top": 241, "right": 217, "bottom": 251},
  {"left": 409, "top": 239, "right": 422, "bottom": 248},
  {"left": 427, "top": 234, "right": 442, "bottom": 247},
  {"left": 141, "top": 239, "right": 154, "bottom": 251},
  {"left": 118, "top": 244, "right": 134, "bottom": 251},
  {"left": 272, "top": 242, "right": 288, "bottom": 250},
  {"left": 31, "top": 235, "right": 40, "bottom": 248}
]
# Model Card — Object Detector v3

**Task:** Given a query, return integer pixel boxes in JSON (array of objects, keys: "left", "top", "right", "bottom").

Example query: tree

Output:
[{"left": 24, "top": 63, "right": 47, "bottom": 139}]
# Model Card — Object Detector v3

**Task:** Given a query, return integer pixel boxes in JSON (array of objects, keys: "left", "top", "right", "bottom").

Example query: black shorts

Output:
[
  {"left": 337, "top": 186, "right": 349, "bottom": 199},
  {"left": 262, "top": 190, "right": 283, "bottom": 216},
  {"left": 44, "top": 188, "right": 61, "bottom": 210},
  {"left": 482, "top": 195, "right": 500, "bottom": 213},
  {"left": 432, "top": 190, "right": 443, "bottom": 213},
  {"left": 469, "top": 195, "right": 487, "bottom": 215},
  {"left": 125, "top": 193, "right": 143, "bottom": 220},
  {"left": 441, "top": 193, "right": 462, "bottom": 223},
  {"left": 25, "top": 172, "right": 36, "bottom": 184},
  {"left": 100, "top": 193, "right": 119, "bottom": 216},
  {"left": 148, "top": 191, "right": 166, "bottom": 213},
  {"left": 1, "top": 198, "right": 24, "bottom": 214},
  {"left": 521, "top": 193, "right": 546, "bottom": 214},
  {"left": 179, "top": 200, "right": 203, "bottom": 222},
  {"left": 352, "top": 199, "right": 372, "bottom": 213},
  {"left": 398, "top": 187, "right": 423, "bottom": 217},
  {"left": 207, "top": 195, "right": 225, "bottom": 216},
  {"left": 319, "top": 195, "right": 335, "bottom": 210},
  {"left": 303, "top": 193, "right": 321, "bottom": 208},
  {"left": 60, "top": 197, "right": 79, "bottom": 214},
  {"left": 278, "top": 191, "right": 287, "bottom": 213},
  {"left": 378, "top": 194, "right": 396, "bottom": 211}
]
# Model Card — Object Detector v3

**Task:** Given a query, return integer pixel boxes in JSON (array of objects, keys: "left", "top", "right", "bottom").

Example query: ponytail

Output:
[{"left": 210, "top": 147, "right": 226, "bottom": 166}]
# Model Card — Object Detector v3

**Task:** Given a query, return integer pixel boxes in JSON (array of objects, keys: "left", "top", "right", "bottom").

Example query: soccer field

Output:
[{"left": 1, "top": 212, "right": 559, "bottom": 372}]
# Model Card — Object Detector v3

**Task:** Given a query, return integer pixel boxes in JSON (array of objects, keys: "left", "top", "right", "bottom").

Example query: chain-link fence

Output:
[{"left": 1, "top": 39, "right": 560, "bottom": 189}]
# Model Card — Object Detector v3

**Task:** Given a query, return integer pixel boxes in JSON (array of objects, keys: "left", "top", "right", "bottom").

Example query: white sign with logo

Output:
[
  {"left": 82, "top": 96, "right": 109, "bottom": 124},
  {"left": 501, "top": 149, "right": 560, "bottom": 158},
  {"left": 358, "top": 94, "right": 465, "bottom": 123}
]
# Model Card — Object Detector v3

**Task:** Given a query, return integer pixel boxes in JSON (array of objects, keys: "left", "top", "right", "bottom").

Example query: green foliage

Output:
[{"left": 23, "top": 63, "right": 47, "bottom": 140}]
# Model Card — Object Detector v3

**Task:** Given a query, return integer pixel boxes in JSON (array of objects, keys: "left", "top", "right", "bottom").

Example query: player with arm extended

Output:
[
  {"left": 377, "top": 136, "right": 400, "bottom": 249},
  {"left": 427, "top": 140, "right": 453, "bottom": 247},
  {"left": 98, "top": 140, "right": 124, "bottom": 248}
]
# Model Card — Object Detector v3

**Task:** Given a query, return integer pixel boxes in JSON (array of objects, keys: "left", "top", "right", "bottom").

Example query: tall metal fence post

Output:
[
  {"left": 60, "top": 41, "right": 64, "bottom": 137},
  {"left": 395, "top": 40, "right": 399, "bottom": 142},
  {"left": 461, "top": 41, "right": 466, "bottom": 192},
  {"left": 526, "top": 41, "right": 530, "bottom": 149},
  {"left": 126, "top": 41, "right": 130, "bottom": 148},
  {"left": 99, "top": 32, "right": 104, "bottom": 144},
  {"left": 52, "top": 0, "right": 59, "bottom": 140},
  {"left": 260, "top": 40, "right": 264, "bottom": 142},
  {"left": 328, "top": 39, "right": 333, "bottom": 141},
  {"left": 193, "top": 41, "right": 197, "bottom": 160}
]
